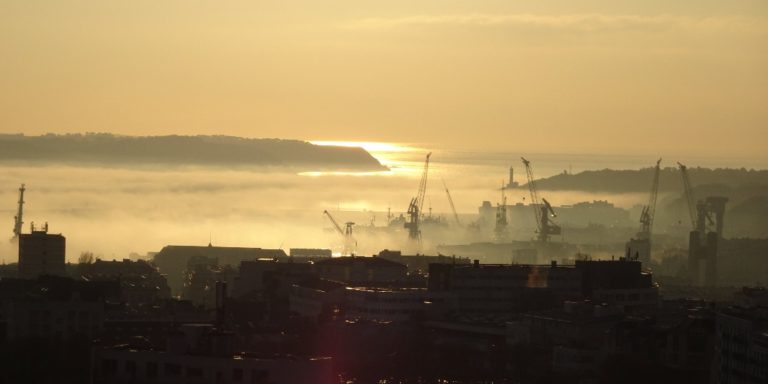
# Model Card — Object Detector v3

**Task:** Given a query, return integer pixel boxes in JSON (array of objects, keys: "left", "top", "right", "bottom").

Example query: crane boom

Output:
[
  {"left": 521, "top": 158, "right": 560, "bottom": 242},
  {"left": 638, "top": 159, "right": 662, "bottom": 240},
  {"left": 521, "top": 157, "right": 542, "bottom": 231},
  {"left": 442, "top": 179, "right": 461, "bottom": 226},
  {"left": 416, "top": 153, "right": 432, "bottom": 215},
  {"left": 323, "top": 210, "right": 356, "bottom": 255},
  {"left": 323, "top": 210, "right": 345, "bottom": 236},
  {"left": 405, "top": 153, "right": 432, "bottom": 242},
  {"left": 677, "top": 162, "right": 697, "bottom": 230},
  {"left": 12, "top": 184, "right": 25, "bottom": 239}
]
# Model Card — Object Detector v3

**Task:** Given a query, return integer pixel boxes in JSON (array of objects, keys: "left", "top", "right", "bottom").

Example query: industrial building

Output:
[
  {"left": 428, "top": 258, "right": 658, "bottom": 315},
  {"left": 18, "top": 223, "right": 66, "bottom": 278}
]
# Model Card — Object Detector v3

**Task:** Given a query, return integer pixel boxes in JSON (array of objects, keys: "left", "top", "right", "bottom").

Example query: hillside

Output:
[
  {"left": 525, "top": 167, "right": 768, "bottom": 193},
  {"left": 0, "top": 134, "right": 386, "bottom": 170}
]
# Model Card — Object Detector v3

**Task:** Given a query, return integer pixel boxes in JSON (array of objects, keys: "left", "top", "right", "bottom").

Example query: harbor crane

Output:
[
  {"left": 323, "top": 210, "right": 356, "bottom": 255},
  {"left": 405, "top": 152, "right": 431, "bottom": 243},
  {"left": 12, "top": 184, "right": 25, "bottom": 240},
  {"left": 442, "top": 179, "right": 461, "bottom": 227},
  {"left": 521, "top": 157, "right": 561, "bottom": 242},
  {"left": 678, "top": 162, "right": 713, "bottom": 233},
  {"left": 637, "top": 159, "right": 662, "bottom": 241},
  {"left": 678, "top": 162, "right": 700, "bottom": 231},
  {"left": 625, "top": 159, "right": 661, "bottom": 263}
]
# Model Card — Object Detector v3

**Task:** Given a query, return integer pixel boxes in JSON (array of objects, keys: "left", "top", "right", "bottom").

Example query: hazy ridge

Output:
[
  {"left": 527, "top": 167, "right": 768, "bottom": 193},
  {"left": 0, "top": 134, "right": 386, "bottom": 170}
]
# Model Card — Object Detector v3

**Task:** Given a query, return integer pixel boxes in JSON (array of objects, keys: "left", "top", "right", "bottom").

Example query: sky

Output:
[{"left": 1, "top": 0, "right": 766, "bottom": 158}]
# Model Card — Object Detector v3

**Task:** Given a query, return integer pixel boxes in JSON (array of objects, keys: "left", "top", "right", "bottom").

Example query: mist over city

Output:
[{"left": 1, "top": 1, "right": 767, "bottom": 383}]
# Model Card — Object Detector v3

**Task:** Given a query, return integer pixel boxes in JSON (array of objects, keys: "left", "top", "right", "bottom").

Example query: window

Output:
[
  {"left": 101, "top": 359, "right": 118, "bottom": 377},
  {"left": 164, "top": 363, "right": 181, "bottom": 376},
  {"left": 251, "top": 369, "right": 268, "bottom": 384},
  {"left": 125, "top": 361, "right": 136, "bottom": 380},
  {"left": 187, "top": 367, "right": 203, "bottom": 377},
  {"left": 146, "top": 362, "right": 158, "bottom": 379}
]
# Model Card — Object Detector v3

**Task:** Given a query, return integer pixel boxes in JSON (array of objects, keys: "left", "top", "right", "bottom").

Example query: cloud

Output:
[{"left": 344, "top": 13, "right": 765, "bottom": 33}]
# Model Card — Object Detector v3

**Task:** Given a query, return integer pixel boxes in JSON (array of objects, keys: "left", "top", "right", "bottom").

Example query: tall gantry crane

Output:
[
  {"left": 12, "top": 184, "right": 25, "bottom": 240},
  {"left": 442, "top": 179, "right": 461, "bottom": 227},
  {"left": 637, "top": 159, "right": 662, "bottom": 241},
  {"left": 323, "top": 210, "right": 356, "bottom": 255},
  {"left": 521, "top": 157, "right": 561, "bottom": 242},
  {"left": 405, "top": 152, "right": 431, "bottom": 242}
]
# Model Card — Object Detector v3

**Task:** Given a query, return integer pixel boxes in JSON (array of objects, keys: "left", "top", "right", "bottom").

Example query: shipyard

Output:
[
  {"left": 0, "top": 148, "right": 766, "bottom": 383},
  {"left": 1, "top": 0, "right": 766, "bottom": 382}
]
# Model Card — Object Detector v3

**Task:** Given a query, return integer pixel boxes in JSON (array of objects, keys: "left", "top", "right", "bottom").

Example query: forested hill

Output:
[
  {"left": 0, "top": 134, "right": 386, "bottom": 170},
  {"left": 526, "top": 167, "right": 768, "bottom": 193}
]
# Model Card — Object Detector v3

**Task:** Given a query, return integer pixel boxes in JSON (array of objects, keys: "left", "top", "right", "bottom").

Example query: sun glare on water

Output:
[
  {"left": 310, "top": 141, "right": 419, "bottom": 154},
  {"left": 305, "top": 141, "right": 425, "bottom": 177}
]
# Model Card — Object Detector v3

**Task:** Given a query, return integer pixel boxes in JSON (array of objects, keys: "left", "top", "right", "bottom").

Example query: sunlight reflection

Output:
[{"left": 306, "top": 141, "right": 427, "bottom": 177}]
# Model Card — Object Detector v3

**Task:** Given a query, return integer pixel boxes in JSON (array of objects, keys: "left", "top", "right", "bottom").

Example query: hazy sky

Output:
[{"left": 1, "top": 1, "right": 766, "bottom": 157}]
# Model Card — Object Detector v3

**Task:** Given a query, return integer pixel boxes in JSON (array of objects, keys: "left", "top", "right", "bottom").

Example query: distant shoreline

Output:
[
  {"left": 518, "top": 167, "right": 768, "bottom": 193},
  {"left": 0, "top": 134, "right": 387, "bottom": 171}
]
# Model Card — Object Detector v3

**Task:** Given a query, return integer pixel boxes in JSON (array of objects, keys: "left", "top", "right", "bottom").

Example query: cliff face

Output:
[{"left": 0, "top": 134, "right": 386, "bottom": 171}]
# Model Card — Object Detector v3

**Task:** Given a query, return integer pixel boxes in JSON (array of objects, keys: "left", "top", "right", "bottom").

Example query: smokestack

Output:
[{"left": 509, "top": 166, "right": 514, "bottom": 186}]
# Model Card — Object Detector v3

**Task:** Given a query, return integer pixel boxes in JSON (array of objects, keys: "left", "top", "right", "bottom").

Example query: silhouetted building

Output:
[
  {"left": 289, "top": 248, "right": 332, "bottom": 258},
  {"left": 0, "top": 276, "right": 111, "bottom": 340},
  {"left": 712, "top": 306, "right": 768, "bottom": 384},
  {"left": 234, "top": 259, "right": 314, "bottom": 298},
  {"left": 345, "top": 287, "right": 427, "bottom": 322},
  {"left": 376, "top": 249, "right": 471, "bottom": 274},
  {"left": 314, "top": 256, "right": 407, "bottom": 285},
  {"left": 153, "top": 245, "right": 288, "bottom": 295},
  {"left": 18, "top": 224, "right": 66, "bottom": 278},
  {"left": 182, "top": 258, "right": 238, "bottom": 309},
  {"left": 429, "top": 259, "right": 657, "bottom": 315},
  {"left": 428, "top": 261, "right": 581, "bottom": 315},
  {"left": 507, "top": 300, "right": 624, "bottom": 374},
  {"left": 77, "top": 259, "right": 171, "bottom": 304},
  {"left": 92, "top": 324, "right": 333, "bottom": 384},
  {"left": 289, "top": 279, "right": 346, "bottom": 322}
]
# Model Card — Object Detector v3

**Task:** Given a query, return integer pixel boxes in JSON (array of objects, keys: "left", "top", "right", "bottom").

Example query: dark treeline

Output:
[
  {"left": 526, "top": 166, "right": 768, "bottom": 193},
  {"left": 0, "top": 133, "right": 386, "bottom": 170}
]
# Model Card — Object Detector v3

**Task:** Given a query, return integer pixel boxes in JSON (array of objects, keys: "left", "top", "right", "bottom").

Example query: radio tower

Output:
[{"left": 12, "top": 184, "right": 26, "bottom": 240}]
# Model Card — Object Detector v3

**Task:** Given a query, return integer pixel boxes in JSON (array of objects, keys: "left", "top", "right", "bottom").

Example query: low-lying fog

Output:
[{"left": 1, "top": 146, "right": 763, "bottom": 262}]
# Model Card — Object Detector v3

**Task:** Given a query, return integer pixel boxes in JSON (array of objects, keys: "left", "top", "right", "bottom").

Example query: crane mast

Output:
[
  {"left": 323, "top": 210, "right": 356, "bottom": 255},
  {"left": 12, "top": 184, "right": 25, "bottom": 240},
  {"left": 442, "top": 179, "right": 461, "bottom": 226},
  {"left": 677, "top": 162, "right": 697, "bottom": 230},
  {"left": 638, "top": 159, "right": 662, "bottom": 240},
  {"left": 521, "top": 158, "right": 560, "bottom": 242},
  {"left": 405, "top": 152, "right": 431, "bottom": 242}
]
